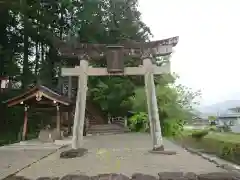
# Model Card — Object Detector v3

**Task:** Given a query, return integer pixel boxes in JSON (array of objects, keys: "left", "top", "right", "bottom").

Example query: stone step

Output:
[
  {"left": 87, "top": 124, "right": 130, "bottom": 135},
  {"left": 89, "top": 124, "right": 122, "bottom": 128},
  {"left": 88, "top": 128, "right": 129, "bottom": 133},
  {"left": 88, "top": 118, "right": 104, "bottom": 125},
  {"left": 87, "top": 130, "right": 128, "bottom": 135},
  {"left": 88, "top": 126, "right": 123, "bottom": 130}
]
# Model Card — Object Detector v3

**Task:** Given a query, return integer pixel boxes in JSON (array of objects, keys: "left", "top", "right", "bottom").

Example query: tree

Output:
[
  {"left": 130, "top": 72, "right": 201, "bottom": 136},
  {"left": 208, "top": 116, "right": 217, "bottom": 121},
  {"left": 1, "top": 0, "right": 200, "bottom": 145},
  {"left": 0, "top": 0, "right": 152, "bottom": 140}
]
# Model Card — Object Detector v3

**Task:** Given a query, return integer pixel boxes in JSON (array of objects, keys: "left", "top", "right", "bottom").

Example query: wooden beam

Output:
[
  {"left": 62, "top": 62, "right": 170, "bottom": 77},
  {"left": 42, "top": 93, "right": 70, "bottom": 106},
  {"left": 7, "top": 90, "right": 70, "bottom": 107},
  {"left": 59, "top": 45, "right": 173, "bottom": 59},
  {"left": 8, "top": 94, "right": 36, "bottom": 107},
  {"left": 151, "top": 45, "right": 173, "bottom": 56}
]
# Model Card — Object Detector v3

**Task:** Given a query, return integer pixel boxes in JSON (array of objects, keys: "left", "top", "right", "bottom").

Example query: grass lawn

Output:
[
  {"left": 206, "top": 132, "right": 240, "bottom": 143},
  {"left": 174, "top": 129, "right": 240, "bottom": 165},
  {"left": 181, "top": 130, "right": 240, "bottom": 143}
]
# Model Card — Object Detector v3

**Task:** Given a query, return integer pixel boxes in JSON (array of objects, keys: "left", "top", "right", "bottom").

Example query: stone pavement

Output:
[
  {"left": 0, "top": 140, "right": 63, "bottom": 179},
  {"left": 15, "top": 133, "right": 226, "bottom": 179}
]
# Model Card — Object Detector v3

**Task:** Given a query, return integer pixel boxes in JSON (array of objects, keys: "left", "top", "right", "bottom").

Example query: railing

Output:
[{"left": 108, "top": 116, "right": 128, "bottom": 127}]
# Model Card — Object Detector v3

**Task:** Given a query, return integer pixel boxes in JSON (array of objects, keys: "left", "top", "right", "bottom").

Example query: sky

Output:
[{"left": 138, "top": 0, "right": 240, "bottom": 106}]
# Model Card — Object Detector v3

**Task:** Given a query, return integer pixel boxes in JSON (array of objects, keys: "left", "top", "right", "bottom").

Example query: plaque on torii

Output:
[{"left": 54, "top": 36, "right": 179, "bottom": 151}]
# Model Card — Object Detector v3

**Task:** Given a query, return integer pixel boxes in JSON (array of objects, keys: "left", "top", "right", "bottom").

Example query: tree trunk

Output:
[
  {"left": 22, "top": 0, "right": 30, "bottom": 89},
  {"left": 41, "top": 43, "right": 45, "bottom": 64},
  {"left": 0, "top": 6, "right": 9, "bottom": 77},
  {"left": 35, "top": 41, "right": 39, "bottom": 76}
]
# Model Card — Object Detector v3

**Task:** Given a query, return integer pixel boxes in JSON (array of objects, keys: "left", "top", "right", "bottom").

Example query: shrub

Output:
[
  {"left": 210, "top": 121, "right": 217, "bottom": 125},
  {"left": 128, "top": 112, "right": 149, "bottom": 132},
  {"left": 208, "top": 126, "right": 217, "bottom": 132},
  {"left": 162, "top": 119, "right": 184, "bottom": 137},
  {"left": 191, "top": 130, "right": 209, "bottom": 140},
  {"left": 215, "top": 141, "right": 240, "bottom": 164}
]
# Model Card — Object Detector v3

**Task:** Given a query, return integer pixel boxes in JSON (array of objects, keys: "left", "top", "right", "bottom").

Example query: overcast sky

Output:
[{"left": 138, "top": 0, "right": 240, "bottom": 106}]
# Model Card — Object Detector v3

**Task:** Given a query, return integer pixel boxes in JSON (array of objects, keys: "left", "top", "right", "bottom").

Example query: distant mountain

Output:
[{"left": 198, "top": 100, "right": 240, "bottom": 116}]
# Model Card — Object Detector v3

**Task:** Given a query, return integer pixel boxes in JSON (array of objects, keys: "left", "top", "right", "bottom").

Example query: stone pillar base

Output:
[{"left": 149, "top": 146, "right": 176, "bottom": 155}]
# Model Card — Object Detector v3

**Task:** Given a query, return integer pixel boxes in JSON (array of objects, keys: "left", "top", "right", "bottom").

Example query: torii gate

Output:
[{"left": 56, "top": 37, "right": 179, "bottom": 150}]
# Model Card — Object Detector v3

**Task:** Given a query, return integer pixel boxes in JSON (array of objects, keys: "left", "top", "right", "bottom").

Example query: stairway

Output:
[
  {"left": 86, "top": 101, "right": 105, "bottom": 125},
  {"left": 87, "top": 124, "right": 130, "bottom": 135},
  {"left": 86, "top": 110, "right": 101, "bottom": 126},
  {"left": 70, "top": 101, "right": 130, "bottom": 135}
]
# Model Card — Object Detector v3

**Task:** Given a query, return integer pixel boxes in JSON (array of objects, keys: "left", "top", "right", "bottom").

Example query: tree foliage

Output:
[
  {"left": 130, "top": 69, "right": 201, "bottom": 136},
  {"left": 0, "top": 0, "right": 200, "bottom": 142},
  {"left": 0, "top": 0, "right": 151, "bottom": 139}
]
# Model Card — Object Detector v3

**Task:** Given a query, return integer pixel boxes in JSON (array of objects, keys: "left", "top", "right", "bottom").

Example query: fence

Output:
[{"left": 108, "top": 116, "right": 127, "bottom": 127}]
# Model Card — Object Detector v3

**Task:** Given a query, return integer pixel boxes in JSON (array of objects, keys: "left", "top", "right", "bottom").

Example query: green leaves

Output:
[
  {"left": 208, "top": 115, "right": 217, "bottom": 121},
  {"left": 130, "top": 72, "right": 201, "bottom": 136},
  {"left": 128, "top": 112, "right": 149, "bottom": 132},
  {"left": 89, "top": 77, "right": 135, "bottom": 116}
]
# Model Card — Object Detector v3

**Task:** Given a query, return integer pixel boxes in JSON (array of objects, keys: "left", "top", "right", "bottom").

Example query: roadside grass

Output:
[
  {"left": 206, "top": 132, "right": 240, "bottom": 143},
  {"left": 179, "top": 129, "right": 240, "bottom": 143},
  {"left": 174, "top": 129, "right": 240, "bottom": 165},
  {"left": 179, "top": 126, "right": 240, "bottom": 141}
]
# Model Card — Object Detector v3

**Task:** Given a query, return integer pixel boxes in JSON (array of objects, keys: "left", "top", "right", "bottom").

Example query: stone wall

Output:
[{"left": 7, "top": 172, "right": 240, "bottom": 180}]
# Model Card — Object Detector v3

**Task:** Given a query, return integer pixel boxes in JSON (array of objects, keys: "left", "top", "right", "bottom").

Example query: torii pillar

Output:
[
  {"left": 71, "top": 58, "right": 88, "bottom": 149},
  {"left": 143, "top": 56, "right": 164, "bottom": 151}
]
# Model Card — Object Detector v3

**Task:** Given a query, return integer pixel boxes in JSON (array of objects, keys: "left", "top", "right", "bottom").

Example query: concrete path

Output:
[
  {"left": 15, "top": 133, "right": 225, "bottom": 179},
  {"left": 0, "top": 140, "right": 63, "bottom": 179}
]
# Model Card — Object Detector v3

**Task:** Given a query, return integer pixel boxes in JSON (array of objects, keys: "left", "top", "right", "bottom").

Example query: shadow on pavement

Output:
[{"left": 3, "top": 172, "right": 240, "bottom": 180}]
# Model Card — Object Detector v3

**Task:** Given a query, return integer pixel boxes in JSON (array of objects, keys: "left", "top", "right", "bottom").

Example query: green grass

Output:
[
  {"left": 174, "top": 129, "right": 240, "bottom": 164},
  {"left": 179, "top": 129, "right": 240, "bottom": 143},
  {"left": 206, "top": 132, "right": 240, "bottom": 143}
]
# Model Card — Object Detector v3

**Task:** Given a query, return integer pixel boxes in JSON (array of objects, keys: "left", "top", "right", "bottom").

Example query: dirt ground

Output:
[{"left": 15, "top": 133, "right": 225, "bottom": 179}]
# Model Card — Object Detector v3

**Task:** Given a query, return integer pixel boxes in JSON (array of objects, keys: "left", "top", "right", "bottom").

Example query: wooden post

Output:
[
  {"left": 68, "top": 76, "right": 72, "bottom": 98},
  {"left": 72, "top": 59, "right": 88, "bottom": 149},
  {"left": 143, "top": 58, "right": 164, "bottom": 151},
  {"left": 124, "top": 116, "right": 128, "bottom": 127},
  {"left": 56, "top": 104, "right": 61, "bottom": 135},
  {"left": 67, "top": 76, "right": 72, "bottom": 134},
  {"left": 22, "top": 105, "right": 28, "bottom": 141}
]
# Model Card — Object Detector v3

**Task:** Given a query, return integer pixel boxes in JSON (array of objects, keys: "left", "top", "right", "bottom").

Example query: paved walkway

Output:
[
  {"left": 15, "top": 133, "right": 225, "bottom": 179},
  {"left": 0, "top": 140, "right": 63, "bottom": 179}
]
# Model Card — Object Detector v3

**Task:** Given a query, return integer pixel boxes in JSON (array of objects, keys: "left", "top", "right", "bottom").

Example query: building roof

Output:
[
  {"left": 218, "top": 113, "right": 240, "bottom": 118},
  {"left": 3, "top": 84, "right": 72, "bottom": 107}
]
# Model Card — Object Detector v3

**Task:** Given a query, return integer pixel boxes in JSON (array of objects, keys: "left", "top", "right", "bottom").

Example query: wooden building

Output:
[{"left": 3, "top": 84, "right": 73, "bottom": 142}]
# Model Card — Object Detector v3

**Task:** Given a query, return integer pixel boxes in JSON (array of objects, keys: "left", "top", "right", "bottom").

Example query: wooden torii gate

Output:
[{"left": 55, "top": 37, "right": 179, "bottom": 150}]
